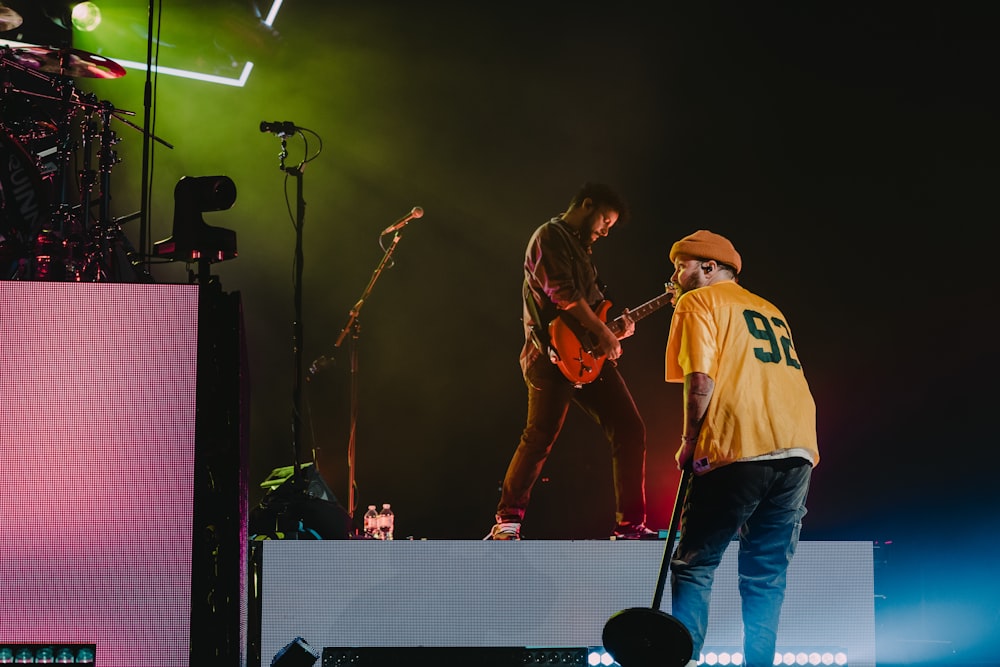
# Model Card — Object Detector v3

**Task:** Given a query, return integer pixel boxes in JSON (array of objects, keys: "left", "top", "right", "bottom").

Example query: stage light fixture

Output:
[
  {"left": 71, "top": 2, "right": 101, "bottom": 31},
  {"left": 272, "top": 637, "right": 319, "bottom": 667},
  {"left": 0, "top": 644, "right": 95, "bottom": 664},
  {"left": 154, "top": 175, "right": 238, "bottom": 267}
]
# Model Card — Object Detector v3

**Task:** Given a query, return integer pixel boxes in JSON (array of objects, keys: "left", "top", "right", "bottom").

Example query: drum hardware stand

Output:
[
  {"left": 52, "top": 78, "right": 84, "bottom": 211},
  {"left": 95, "top": 100, "right": 122, "bottom": 280},
  {"left": 71, "top": 99, "right": 110, "bottom": 280},
  {"left": 100, "top": 103, "right": 172, "bottom": 282},
  {"left": 72, "top": 98, "right": 168, "bottom": 282}
]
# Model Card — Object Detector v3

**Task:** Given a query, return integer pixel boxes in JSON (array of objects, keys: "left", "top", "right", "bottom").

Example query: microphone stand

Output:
[
  {"left": 293, "top": 194, "right": 307, "bottom": 491},
  {"left": 139, "top": 0, "right": 155, "bottom": 273},
  {"left": 334, "top": 230, "right": 406, "bottom": 518},
  {"left": 266, "top": 134, "right": 308, "bottom": 491},
  {"left": 287, "top": 148, "right": 307, "bottom": 490}
]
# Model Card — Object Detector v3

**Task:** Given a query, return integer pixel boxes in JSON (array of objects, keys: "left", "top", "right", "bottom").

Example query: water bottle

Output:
[
  {"left": 377, "top": 503, "right": 394, "bottom": 541},
  {"left": 363, "top": 504, "right": 380, "bottom": 539}
]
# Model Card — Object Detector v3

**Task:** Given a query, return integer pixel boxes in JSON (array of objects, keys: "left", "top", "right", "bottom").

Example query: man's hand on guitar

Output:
[
  {"left": 617, "top": 308, "right": 636, "bottom": 340},
  {"left": 595, "top": 322, "right": 623, "bottom": 361},
  {"left": 666, "top": 281, "right": 679, "bottom": 308}
]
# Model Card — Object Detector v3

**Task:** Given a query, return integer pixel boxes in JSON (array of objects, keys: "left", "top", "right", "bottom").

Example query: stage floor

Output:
[{"left": 256, "top": 539, "right": 875, "bottom": 666}]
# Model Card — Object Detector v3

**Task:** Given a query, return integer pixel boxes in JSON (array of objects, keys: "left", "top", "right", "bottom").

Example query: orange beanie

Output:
[{"left": 669, "top": 230, "right": 742, "bottom": 274}]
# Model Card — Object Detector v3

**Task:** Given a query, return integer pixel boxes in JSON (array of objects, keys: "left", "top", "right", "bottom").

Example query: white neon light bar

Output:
[
  {"left": 95, "top": 0, "right": 281, "bottom": 88},
  {"left": 263, "top": 0, "right": 284, "bottom": 27},
  {"left": 114, "top": 58, "right": 255, "bottom": 87}
]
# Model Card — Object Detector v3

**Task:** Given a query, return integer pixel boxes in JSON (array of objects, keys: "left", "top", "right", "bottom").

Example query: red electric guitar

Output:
[{"left": 548, "top": 288, "right": 675, "bottom": 385}]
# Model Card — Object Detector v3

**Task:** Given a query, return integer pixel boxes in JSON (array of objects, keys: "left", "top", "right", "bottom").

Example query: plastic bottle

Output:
[
  {"left": 376, "top": 503, "right": 394, "bottom": 541},
  {"left": 363, "top": 504, "right": 380, "bottom": 539}
]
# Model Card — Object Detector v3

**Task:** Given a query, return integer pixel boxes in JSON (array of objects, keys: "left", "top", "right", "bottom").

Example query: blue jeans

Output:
[
  {"left": 669, "top": 458, "right": 811, "bottom": 667},
  {"left": 496, "top": 356, "right": 647, "bottom": 525}
]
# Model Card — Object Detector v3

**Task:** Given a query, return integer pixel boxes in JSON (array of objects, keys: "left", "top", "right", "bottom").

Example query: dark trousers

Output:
[
  {"left": 670, "top": 458, "right": 812, "bottom": 667},
  {"left": 496, "top": 356, "right": 647, "bottom": 526}
]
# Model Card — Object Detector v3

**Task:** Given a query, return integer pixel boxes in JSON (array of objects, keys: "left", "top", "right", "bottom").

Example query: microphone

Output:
[
  {"left": 259, "top": 120, "right": 298, "bottom": 137},
  {"left": 380, "top": 206, "right": 424, "bottom": 235}
]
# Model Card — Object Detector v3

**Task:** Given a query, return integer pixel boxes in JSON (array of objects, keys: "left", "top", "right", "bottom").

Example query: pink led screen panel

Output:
[{"left": 0, "top": 282, "right": 199, "bottom": 667}]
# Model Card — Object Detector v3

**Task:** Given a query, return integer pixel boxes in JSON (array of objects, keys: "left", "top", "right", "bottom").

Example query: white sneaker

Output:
[{"left": 484, "top": 522, "right": 521, "bottom": 540}]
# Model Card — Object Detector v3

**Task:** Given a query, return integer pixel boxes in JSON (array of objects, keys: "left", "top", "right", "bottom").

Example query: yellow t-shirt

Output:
[{"left": 665, "top": 280, "right": 819, "bottom": 473}]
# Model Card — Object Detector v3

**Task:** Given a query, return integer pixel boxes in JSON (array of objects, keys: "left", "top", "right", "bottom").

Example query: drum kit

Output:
[{"left": 1, "top": 3, "right": 151, "bottom": 282}]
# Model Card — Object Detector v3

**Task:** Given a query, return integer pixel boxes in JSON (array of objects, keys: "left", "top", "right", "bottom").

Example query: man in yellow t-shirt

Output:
[{"left": 664, "top": 230, "right": 819, "bottom": 667}]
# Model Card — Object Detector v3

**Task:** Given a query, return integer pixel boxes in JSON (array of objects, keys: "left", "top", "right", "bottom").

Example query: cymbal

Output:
[
  {"left": 0, "top": 5, "right": 22, "bottom": 32},
  {"left": 11, "top": 46, "right": 127, "bottom": 79}
]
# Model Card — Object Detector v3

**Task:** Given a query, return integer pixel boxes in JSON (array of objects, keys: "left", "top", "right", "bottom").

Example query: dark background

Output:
[{"left": 6, "top": 2, "right": 998, "bottom": 664}]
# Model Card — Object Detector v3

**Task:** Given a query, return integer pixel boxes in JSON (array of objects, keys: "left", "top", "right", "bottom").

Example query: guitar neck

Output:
[{"left": 607, "top": 292, "right": 673, "bottom": 336}]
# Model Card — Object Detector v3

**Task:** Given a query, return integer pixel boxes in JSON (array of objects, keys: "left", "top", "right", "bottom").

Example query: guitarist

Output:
[{"left": 485, "top": 182, "right": 658, "bottom": 541}]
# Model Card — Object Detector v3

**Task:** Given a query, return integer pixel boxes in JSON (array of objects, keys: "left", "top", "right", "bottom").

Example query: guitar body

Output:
[
  {"left": 548, "top": 300, "right": 613, "bottom": 385},
  {"left": 547, "top": 290, "right": 675, "bottom": 385}
]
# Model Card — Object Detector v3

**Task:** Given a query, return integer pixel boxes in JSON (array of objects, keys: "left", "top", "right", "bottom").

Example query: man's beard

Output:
[{"left": 580, "top": 211, "right": 600, "bottom": 248}]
